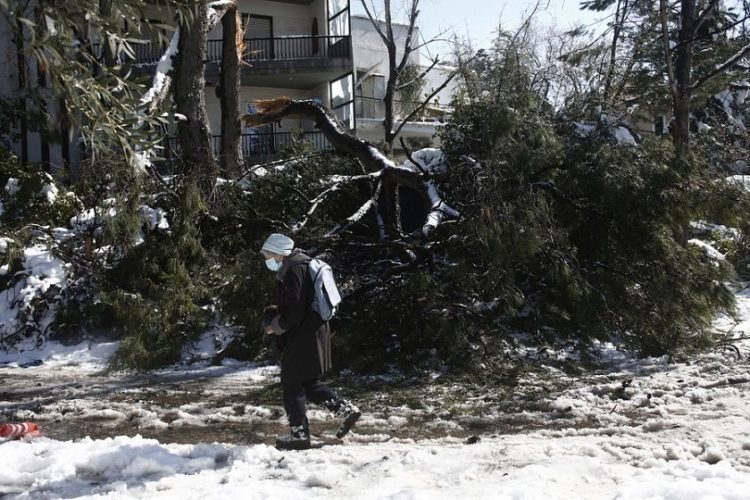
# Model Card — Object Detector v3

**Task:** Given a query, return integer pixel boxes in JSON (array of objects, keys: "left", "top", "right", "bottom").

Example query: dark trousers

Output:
[{"left": 283, "top": 378, "right": 339, "bottom": 428}]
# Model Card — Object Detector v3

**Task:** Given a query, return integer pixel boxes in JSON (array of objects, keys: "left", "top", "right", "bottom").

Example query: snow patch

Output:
[
  {"left": 140, "top": 29, "right": 180, "bottom": 107},
  {"left": 726, "top": 175, "right": 750, "bottom": 192},
  {"left": 41, "top": 183, "right": 58, "bottom": 203},
  {"left": 0, "top": 244, "right": 68, "bottom": 343},
  {"left": 5, "top": 177, "right": 20, "bottom": 195},
  {"left": 140, "top": 205, "right": 170, "bottom": 231},
  {"left": 688, "top": 239, "right": 726, "bottom": 262},
  {"left": 614, "top": 126, "right": 637, "bottom": 145},
  {"left": 401, "top": 148, "right": 448, "bottom": 175}
]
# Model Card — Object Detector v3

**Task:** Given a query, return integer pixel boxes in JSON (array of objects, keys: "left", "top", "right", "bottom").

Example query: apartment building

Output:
[
  {"left": 351, "top": 14, "right": 457, "bottom": 148},
  {"left": 188, "top": 0, "right": 356, "bottom": 164},
  {"left": 1, "top": 0, "right": 456, "bottom": 168}
]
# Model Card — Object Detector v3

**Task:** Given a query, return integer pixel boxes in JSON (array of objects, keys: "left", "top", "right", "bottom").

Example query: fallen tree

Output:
[{"left": 241, "top": 98, "right": 460, "bottom": 239}]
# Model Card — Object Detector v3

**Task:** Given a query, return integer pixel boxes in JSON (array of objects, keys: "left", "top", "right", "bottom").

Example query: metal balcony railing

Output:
[
  {"left": 162, "top": 131, "right": 332, "bottom": 163},
  {"left": 90, "top": 42, "right": 167, "bottom": 65},
  {"left": 93, "top": 35, "right": 351, "bottom": 65},
  {"left": 207, "top": 35, "right": 351, "bottom": 62}
]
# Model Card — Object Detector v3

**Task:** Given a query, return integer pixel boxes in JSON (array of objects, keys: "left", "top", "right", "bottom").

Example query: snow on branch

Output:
[
  {"left": 134, "top": 0, "right": 235, "bottom": 174},
  {"left": 692, "top": 40, "right": 750, "bottom": 91},
  {"left": 242, "top": 98, "right": 460, "bottom": 237},
  {"left": 141, "top": 28, "right": 181, "bottom": 112},
  {"left": 141, "top": 1, "right": 234, "bottom": 112}
]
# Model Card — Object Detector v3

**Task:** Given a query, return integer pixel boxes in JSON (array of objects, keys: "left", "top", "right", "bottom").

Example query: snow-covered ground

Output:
[{"left": 2, "top": 291, "right": 750, "bottom": 498}]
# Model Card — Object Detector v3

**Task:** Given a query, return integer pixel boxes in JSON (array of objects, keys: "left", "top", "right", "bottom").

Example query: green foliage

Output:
[
  {"left": 0, "top": 96, "right": 23, "bottom": 146},
  {"left": 396, "top": 63, "right": 427, "bottom": 118},
  {"left": 0, "top": 148, "right": 79, "bottom": 229},
  {"left": 106, "top": 179, "right": 211, "bottom": 370},
  {"left": 431, "top": 47, "right": 739, "bottom": 359},
  {"left": 561, "top": 1, "right": 749, "bottom": 117},
  {"left": 0, "top": 0, "right": 200, "bottom": 164}
]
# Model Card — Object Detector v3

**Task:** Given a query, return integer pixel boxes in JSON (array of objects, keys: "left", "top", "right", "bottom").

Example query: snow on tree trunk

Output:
[
  {"left": 141, "top": 28, "right": 181, "bottom": 113},
  {"left": 135, "top": 1, "right": 233, "bottom": 177}
]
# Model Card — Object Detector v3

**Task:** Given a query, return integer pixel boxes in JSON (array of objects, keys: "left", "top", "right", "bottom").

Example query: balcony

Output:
[
  {"left": 210, "top": 35, "right": 352, "bottom": 88},
  {"left": 162, "top": 130, "right": 333, "bottom": 164},
  {"left": 113, "top": 35, "right": 351, "bottom": 88},
  {"left": 207, "top": 35, "right": 351, "bottom": 63}
]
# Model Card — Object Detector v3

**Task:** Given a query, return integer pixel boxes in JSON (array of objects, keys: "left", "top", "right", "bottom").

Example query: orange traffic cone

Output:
[{"left": 0, "top": 422, "right": 40, "bottom": 438}]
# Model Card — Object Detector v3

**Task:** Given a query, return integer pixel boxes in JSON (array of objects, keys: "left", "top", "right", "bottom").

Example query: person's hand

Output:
[
  {"left": 263, "top": 305, "right": 278, "bottom": 327},
  {"left": 265, "top": 325, "right": 274, "bottom": 335}
]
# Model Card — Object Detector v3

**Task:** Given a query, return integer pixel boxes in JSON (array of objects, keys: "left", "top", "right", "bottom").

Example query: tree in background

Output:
[
  {"left": 173, "top": 0, "right": 220, "bottom": 197},
  {"left": 359, "top": 0, "right": 456, "bottom": 151},
  {"left": 0, "top": 0, "right": 199, "bottom": 169},
  {"left": 576, "top": 0, "right": 750, "bottom": 158}
]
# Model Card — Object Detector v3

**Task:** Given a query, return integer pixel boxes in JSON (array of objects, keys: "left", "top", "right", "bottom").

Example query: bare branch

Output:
[
  {"left": 397, "top": 57, "right": 439, "bottom": 91},
  {"left": 242, "top": 98, "right": 459, "bottom": 237},
  {"left": 399, "top": 137, "right": 429, "bottom": 176},
  {"left": 359, "top": 0, "right": 390, "bottom": 46},
  {"left": 409, "top": 34, "right": 452, "bottom": 54},
  {"left": 393, "top": 0, "right": 421, "bottom": 84},
  {"left": 392, "top": 71, "right": 458, "bottom": 139},
  {"left": 659, "top": 0, "right": 678, "bottom": 98}
]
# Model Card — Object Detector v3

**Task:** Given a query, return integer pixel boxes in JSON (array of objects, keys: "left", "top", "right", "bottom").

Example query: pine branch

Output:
[
  {"left": 691, "top": 40, "right": 750, "bottom": 91},
  {"left": 693, "top": 0, "right": 722, "bottom": 36}
]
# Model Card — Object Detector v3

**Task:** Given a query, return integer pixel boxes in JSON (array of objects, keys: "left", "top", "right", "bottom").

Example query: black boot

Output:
[
  {"left": 323, "top": 399, "right": 361, "bottom": 439},
  {"left": 275, "top": 424, "right": 310, "bottom": 450}
]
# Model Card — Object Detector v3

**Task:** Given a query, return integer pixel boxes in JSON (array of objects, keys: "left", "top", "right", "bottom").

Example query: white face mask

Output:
[{"left": 265, "top": 257, "right": 282, "bottom": 272}]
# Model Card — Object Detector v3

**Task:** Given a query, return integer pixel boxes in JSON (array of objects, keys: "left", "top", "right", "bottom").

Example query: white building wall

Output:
[
  {"left": 209, "top": 0, "right": 329, "bottom": 39},
  {"left": 351, "top": 15, "right": 420, "bottom": 89},
  {"left": 424, "top": 65, "right": 458, "bottom": 108}
]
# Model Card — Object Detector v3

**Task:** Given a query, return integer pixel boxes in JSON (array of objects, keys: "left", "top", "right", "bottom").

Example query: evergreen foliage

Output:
[
  {"left": 434, "top": 34, "right": 740, "bottom": 359},
  {"left": 0, "top": 149, "right": 78, "bottom": 228},
  {"left": 0, "top": 0, "right": 201, "bottom": 162},
  {"left": 1, "top": 2, "right": 749, "bottom": 374},
  {"left": 105, "top": 179, "right": 211, "bottom": 370}
]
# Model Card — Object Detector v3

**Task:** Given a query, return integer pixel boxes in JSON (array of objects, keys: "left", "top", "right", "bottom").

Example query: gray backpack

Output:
[{"left": 308, "top": 258, "right": 342, "bottom": 321}]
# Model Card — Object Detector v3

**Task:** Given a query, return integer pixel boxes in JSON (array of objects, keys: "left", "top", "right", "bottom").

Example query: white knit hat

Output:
[{"left": 261, "top": 233, "right": 294, "bottom": 256}]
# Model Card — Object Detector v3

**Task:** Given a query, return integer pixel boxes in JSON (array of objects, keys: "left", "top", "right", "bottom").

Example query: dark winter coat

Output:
[{"left": 269, "top": 250, "right": 332, "bottom": 386}]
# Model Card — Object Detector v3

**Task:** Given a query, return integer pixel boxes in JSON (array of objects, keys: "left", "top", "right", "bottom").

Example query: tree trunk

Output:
[
  {"left": 174, "top": 1, "right": 218, "bottom": 197},
  {"left": 672, "top": 0, "right": 696, "bottom": 159},
  {"left": 15, "top": 20, "right": 28, "bottom": 164},
  {"left": 603, "top": 0, "right": 626, "bottom": 105},
  {"left": 99, "top": 0, "right": 117, "bottom": 67},
  {"left": 219, "top": 4, "right": 242, "bottom": 177},
  {"left": 384, "top": 75, "right": 397, "bottom": 151}
]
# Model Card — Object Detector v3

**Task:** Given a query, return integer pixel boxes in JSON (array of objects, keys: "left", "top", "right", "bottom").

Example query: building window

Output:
[
  {"left": 246, "top": 15, "right": 274, "bottom": 59},
  {"left": 328, "top": 0, "right": 350, "bottom": 37},
  {"left": 331, "top": 73, "right": 354, "bottom": 129}
]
